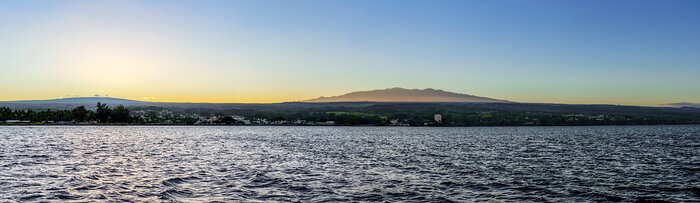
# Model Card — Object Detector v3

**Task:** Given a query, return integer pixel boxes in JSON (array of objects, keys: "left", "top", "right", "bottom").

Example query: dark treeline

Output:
[
  {"left": 0, "top": 102, "right": 130, "bottom": 124},
  {"left": 3, "top": 102, "right": 700, "bottom": 126},
  {"left": 173, "top": 103, "right": 700, "bottom": 126}
]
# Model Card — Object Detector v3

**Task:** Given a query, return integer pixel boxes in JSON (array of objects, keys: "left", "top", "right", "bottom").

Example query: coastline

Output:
[{"left": 2, "top": 123, "right": 699, "bottom": 127}]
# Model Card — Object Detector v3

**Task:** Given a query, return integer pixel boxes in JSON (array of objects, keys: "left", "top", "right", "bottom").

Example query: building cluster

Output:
[
  {"left": 132, "top": 109, "right": 338, "bottom": 125},
  {"left": 389, "top": 114, "right": 443, "bottom": 126},
  {"left": 194, "top": 115, "right": 337, "bottom": 126},
  {"left": 2, "top": 120, "right": 31, "bottom": 124},
  {"left": 562, "top": 114, "right": 623, "bottom": 122},
  {"left": 389, "top": 119, "right": 410, "bottom": 126}
]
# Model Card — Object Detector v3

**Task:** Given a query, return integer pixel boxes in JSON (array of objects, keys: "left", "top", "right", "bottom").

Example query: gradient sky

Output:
[{"left": 1, "top": 0, "right": 698, "bottom": 105}]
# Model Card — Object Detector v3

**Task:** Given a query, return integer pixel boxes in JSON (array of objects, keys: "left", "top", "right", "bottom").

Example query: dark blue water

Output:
[{"left": 0, "top": 126, "right": 698, "bottom": 202}]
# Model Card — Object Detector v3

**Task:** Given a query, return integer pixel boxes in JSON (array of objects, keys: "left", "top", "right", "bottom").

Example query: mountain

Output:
[
  {"left": 0, "top": 97, "right": 149, "bottom": 109},
  {"left": 5, "top": 97, "right": 146, "bottom": 104},
  {"left": 667, "top": 102, "right": 700, "bottom": 108},
  {"left": 304, "top": 88, "right": 511, "bottom": 103},
  {"left": 2, "top": 94, "right": 700, "bottom": 126}
]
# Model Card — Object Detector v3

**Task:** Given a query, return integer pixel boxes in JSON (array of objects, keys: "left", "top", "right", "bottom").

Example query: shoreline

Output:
[{"left": 1, "top": 123, "right": 699, "bottom": 127}]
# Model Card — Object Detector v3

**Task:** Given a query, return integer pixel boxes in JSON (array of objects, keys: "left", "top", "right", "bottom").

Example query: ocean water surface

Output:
[{"left": 0, "top": 126, "right": 699, "bottom": 202}]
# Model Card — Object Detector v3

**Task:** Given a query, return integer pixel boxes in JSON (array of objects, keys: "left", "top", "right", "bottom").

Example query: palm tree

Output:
[
  {"left": 96, "top": 102, "right": 111, "bottom": 123},
  {"left": 72, "top": 106, "right": 89, "bottom": 122},
  {"left": 111, "top": 105, "right": 130, "bottom": 123}
]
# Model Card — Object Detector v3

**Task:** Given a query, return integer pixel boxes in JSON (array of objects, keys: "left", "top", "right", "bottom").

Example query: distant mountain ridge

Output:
[
  {"left": 304, "top": 88, "right": 511, "bottom": 103},
  {"left": 668, "top": 102, "right": 700, "bottom": 108},
  {"left": 4, "top": 97, "right": 146, "bottom": 105}
]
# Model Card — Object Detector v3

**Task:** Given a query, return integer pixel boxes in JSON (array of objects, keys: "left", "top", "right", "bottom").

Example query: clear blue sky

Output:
[{"left": 1, "top": 0, "right": 698, "bottom": 105}]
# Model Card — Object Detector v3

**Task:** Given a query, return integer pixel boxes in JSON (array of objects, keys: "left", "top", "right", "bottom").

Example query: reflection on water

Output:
[{"left": 0, "top": 126, "right": 699, "bottom": 202}]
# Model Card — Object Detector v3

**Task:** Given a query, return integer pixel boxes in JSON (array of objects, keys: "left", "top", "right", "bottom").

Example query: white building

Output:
[
  {"left": 3, "top": 120, "right": 30, "bottom": 123},
  {"left": 434, "top": 114, "right": 443, "bottom": 124}
]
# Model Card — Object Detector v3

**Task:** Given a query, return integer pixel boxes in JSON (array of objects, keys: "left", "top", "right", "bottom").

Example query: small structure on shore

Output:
[
  {"left": 434, "top": 114, "right": 443, "bottom": 124},
  {"left": 2, "top": 120, "right": 31, "bottom": 123}
]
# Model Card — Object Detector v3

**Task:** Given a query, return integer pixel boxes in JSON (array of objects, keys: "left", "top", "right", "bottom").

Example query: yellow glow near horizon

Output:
[
  {"left": 61, "top": 40, "right": 160, "bottom": 86},
  {"left": 1, "top": 1, "right": 699, "bottom": 106}
]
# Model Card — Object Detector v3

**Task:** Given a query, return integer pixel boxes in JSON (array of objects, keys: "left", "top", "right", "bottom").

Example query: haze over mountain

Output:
[
  {"left": 5, "top": 97, "right": 146, "bottom": 105},
  {"left": 668, "top": 103, "right": 700, "bottom": 108},
  {"left": 0, "top": 97, "right": 148, "bottom": 109},
  {"left": 304, "top": 88, "right": 511, "bottom": 103}
]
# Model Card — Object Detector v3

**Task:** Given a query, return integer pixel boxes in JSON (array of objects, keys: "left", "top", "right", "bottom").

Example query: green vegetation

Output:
[
  {"left": 95, "top": 102, "right": 111, "bottom": 123},
  {"left": 1, "top": 106, "right": 74, "bottom": 124},
  {"left": 111, "top": 105, "right": 130, "bottom": 123},
  {"left": 327, "top": 111, "right": 387, "bottom": 119},
  {"left": 171, "top": 103, "right": 700, "bottom": 126},
  {"left": 0, "top": 103, "right": 131, "bottom": 124},
  {"left": 2, "top": 102, "right": 700, "bottom": 126},
  {"left": 71, "top": 106, "right": 89, "bottom": 122}
]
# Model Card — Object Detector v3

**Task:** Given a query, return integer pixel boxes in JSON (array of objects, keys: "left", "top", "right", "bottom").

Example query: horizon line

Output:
[{"left": 0, "top": 96, "right": 695, "bottom": 108}]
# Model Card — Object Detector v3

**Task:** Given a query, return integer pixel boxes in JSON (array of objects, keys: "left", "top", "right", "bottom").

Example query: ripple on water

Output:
[
  {"left": 18, "top": 194, "right": 44, "bottom": 201},
  {"left": 245, "top": 173, "right": 284, "bottom": 189},
  {"left": 48, "top": 191, "right": 82, "bottom": 201},
  {"left": 162, "top": 177, "right": 187, "bottom": 186},
  {"left": 84, "top": 174, "right": 100, "bottom": 180},
  {"left": 0, "top": 126, "right": 699, "bottom": 202},
  {"left": 159, "top": 189, "right": 195, "bottom": 200}
]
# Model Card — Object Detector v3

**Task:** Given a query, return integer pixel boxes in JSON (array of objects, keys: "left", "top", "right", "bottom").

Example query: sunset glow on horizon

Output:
[{"left": 1, "top": 0, "right": 699, "bottom": 106}]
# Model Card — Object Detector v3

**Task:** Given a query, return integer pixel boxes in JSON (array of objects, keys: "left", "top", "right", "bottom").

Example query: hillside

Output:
[
  {"left": 0, "top": 97, "right": 148, "bottom": 109},
  {"left": 304, "top": 88, "right": 511, "bottom": 103},
  {"left": 668, "top": 103, "right": 700, "bottom": 108}
]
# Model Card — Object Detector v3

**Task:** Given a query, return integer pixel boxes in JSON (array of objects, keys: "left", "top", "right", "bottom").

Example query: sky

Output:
[{"left": 0, "top": 0, "right": 698, "bottom": 105}]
